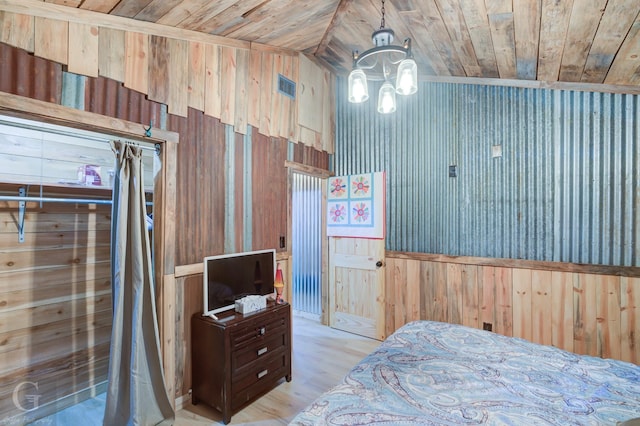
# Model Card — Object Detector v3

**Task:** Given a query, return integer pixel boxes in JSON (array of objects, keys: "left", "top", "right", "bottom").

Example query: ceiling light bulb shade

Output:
[
  {"left": 395, "top": 58, "right": 417, "bottom": 95},
  {"left": 348, "top": 69, "right": 369, "bottom": 103},
  {"left": 377, "top": 81, "right": 396, "bottom": 114}
]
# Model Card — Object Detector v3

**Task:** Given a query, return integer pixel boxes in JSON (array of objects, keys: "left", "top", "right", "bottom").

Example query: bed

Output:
[{"left": 290, "top": 321, "right": 640, "bottom": 425}]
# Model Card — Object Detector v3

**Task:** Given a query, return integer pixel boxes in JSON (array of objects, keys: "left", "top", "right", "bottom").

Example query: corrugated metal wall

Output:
[
  {"left": 0, "top": 42, "right": 62, "bottom": 103},
  {"left": 335, "top": 78, "right": 640, "bottom": 267},
  {"left": 291, "top": 172, "right": 322, "bottom": 316}
]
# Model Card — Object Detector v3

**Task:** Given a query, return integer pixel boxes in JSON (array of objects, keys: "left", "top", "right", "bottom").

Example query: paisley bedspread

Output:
[{"left": 290, "top": 321, "right": 640, "bottom": 425}]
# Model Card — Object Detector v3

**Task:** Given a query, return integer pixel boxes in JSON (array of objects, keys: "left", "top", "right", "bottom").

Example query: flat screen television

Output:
[{"left": 203, "top": 249, "right": 276, "bottom": 317}]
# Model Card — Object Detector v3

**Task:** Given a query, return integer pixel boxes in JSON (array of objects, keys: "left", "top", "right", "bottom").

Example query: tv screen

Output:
[{"left": 203, "top": 249, "right": 276, "bottom": 316}]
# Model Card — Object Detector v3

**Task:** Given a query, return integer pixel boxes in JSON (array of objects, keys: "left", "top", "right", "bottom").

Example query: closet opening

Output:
[{"left": 0, "top": 112, "right": 170, "bottom": 423}]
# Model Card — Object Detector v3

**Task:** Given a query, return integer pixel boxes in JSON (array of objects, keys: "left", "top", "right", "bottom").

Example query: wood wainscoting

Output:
[{"left": 385, "top": 252, "right": 640, "bottom": 365}]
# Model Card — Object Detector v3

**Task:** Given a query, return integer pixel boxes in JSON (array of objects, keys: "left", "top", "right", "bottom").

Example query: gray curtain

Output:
[{"left": 104, "top": 141, "right": 174, "bottom": 425}]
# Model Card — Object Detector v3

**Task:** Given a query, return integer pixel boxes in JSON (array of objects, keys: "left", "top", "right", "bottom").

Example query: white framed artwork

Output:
[{"left": 327, "top": 171, "right": 385, "bottom": 238}]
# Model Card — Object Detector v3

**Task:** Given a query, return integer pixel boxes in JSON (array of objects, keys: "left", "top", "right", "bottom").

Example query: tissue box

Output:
[{"left": 234, "top": 295, "right": 266, "bottom": 314}]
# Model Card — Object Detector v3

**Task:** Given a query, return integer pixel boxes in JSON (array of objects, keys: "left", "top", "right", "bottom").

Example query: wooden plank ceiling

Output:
[{"left": 51, "top": 0, "right": 640, "bottom": 87}]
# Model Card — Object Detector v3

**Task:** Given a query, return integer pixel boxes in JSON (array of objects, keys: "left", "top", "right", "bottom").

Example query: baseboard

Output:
[
  {"left": 174, "top": 390, "right": 192, "bottom": 411},
  {"left": 292, "top": 309, "right": 321, "bottom": 322}
]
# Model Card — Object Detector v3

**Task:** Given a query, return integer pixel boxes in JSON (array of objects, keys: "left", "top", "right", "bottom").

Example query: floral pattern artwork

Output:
[
  {"left": 327, "top": 172, "right": 384, "bottom": 238},
  {"left": 328, "top": 177, "right": 347, "bottom": 199},
  {"left": 351, "top": 201, "right": 371, "bottom": 224},
  {"left": 350, "top": 175, "right": 370, "bottom": 198},
  {"left": 329, "top": 203, "right": 347, "bottom": 223}
]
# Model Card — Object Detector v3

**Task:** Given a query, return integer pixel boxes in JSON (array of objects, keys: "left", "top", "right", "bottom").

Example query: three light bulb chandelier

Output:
[{"left": 347, "top": 0, "right": 418, "bottom": 113}]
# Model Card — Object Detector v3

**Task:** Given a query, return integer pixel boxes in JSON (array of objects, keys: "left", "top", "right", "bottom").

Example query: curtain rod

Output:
[{"left": 2, "top": 192, "right": 153, "bottom": 243}]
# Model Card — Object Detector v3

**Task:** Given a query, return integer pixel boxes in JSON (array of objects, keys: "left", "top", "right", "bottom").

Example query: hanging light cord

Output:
[{"left": 380, "top": 0, "right": 386, "bottom": 29}]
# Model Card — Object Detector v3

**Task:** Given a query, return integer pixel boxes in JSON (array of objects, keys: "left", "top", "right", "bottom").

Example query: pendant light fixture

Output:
[{"left": 347, "top": 0, "right": 418, "bottom": 113}]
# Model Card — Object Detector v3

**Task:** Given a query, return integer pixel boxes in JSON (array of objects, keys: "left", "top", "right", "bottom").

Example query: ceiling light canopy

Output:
[{"left": 347, "top": 0, "right": 418, "bottom": 113}]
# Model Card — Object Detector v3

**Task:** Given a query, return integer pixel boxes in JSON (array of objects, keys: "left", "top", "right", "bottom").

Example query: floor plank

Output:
[{"left": 28, "top": 315, "right": 379, "bottom": 425}]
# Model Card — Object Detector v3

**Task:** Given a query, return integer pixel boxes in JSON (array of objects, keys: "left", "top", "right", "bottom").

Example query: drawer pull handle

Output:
[
  {"left": 258, "top": 327, "right": 265, "bottom": 335},
  {"left": 257, "top": 347, "right": 268, "bottom": 356},
  {"left": 257, "top": 369, "right": 268, "bottom": 379}
]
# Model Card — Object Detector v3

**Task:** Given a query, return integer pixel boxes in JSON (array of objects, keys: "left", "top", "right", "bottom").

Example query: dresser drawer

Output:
[
  {"left": 191, "top": 302, "right": 291, "bottom": 425},
  {"left": 232, "top": 331, "right": 286, "bottom": 374},
  {"left": 231, "top": 350, "right": 289, "bottom": 410},
  {"left": 230, "top": 312, "right": 287, "bottom": 350}
]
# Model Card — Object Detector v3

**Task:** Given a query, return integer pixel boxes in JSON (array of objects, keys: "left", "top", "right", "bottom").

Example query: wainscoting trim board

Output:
[{"left": 388, "top": 251, "right": 640, "bottom": 278}]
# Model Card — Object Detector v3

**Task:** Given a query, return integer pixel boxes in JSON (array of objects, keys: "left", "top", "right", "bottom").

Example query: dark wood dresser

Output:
[{"left": 191, "top": 302, "right": 292, "bottom": 424}]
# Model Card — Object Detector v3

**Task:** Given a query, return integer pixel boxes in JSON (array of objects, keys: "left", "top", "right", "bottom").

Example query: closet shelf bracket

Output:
[{"left": 18, "top": 187, "right": 26, "bottom": 243}]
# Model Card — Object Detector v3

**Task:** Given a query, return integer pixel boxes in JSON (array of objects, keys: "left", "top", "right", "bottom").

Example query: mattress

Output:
[{"left": 290, "top": 321, "right": 640, "bottom": 425}]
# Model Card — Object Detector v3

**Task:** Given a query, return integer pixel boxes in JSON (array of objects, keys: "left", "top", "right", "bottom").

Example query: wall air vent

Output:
[{"left": 277, "top": 74, "right": 296, "bottom": 99}]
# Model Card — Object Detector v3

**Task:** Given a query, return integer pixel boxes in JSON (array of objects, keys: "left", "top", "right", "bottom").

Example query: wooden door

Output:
[{"left": 328, "top": 236, "right": 386, "bottom": 340}]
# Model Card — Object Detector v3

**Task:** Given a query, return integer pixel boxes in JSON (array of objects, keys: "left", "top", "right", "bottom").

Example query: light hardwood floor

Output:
[{"left": 176, "top": 314, "right": 380, "bottom": 425}]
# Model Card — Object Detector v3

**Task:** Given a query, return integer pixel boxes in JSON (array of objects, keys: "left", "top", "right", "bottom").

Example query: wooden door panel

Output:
[{"left": 329, "top": 237, "right": 385, "bottom": 340}]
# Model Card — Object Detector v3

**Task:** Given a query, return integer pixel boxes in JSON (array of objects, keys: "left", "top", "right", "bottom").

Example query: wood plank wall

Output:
[
  {"left": 166, "top": 108, "right": 313, "bottom": 266},
  {"left": 0, "top": 183, "right": 112, "bottom": 420},
  {"left": 386, "top": 252, "right": 640, "bottom": 365},
  {"left": 251, "top": 132, "right": 288, "bottom": 253},
  {"left": 0, "top": 39, "right": 332, "bottom": 414},
  {"left": 166, "top": 111, "right": 227, "bottom": 266},
  {"left": 0, "top": 3, "right": 336, "bottom": 413},
  {"left": 0, "top": 4, "right": 334, "bottom": 153}
]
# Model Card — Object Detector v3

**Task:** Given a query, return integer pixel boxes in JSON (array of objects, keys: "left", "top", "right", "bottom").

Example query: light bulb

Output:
[
  {"left": 348, "top": 69, "right": 369, "bottom": 103},
  {"left": 377, "top": 81, "right": 396, "bottom": 114},
  {"left": 398, "top": 69, "right": 413, "bottom": 94},
  {"left": 352, "top": 80, "right": 366, "bottom": 102},
  {"left": 395, "top": 58, "right": 417, "bottom": 95},
  {"left": 381, "top": 92, "right": 394, "bottom": 113}
]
